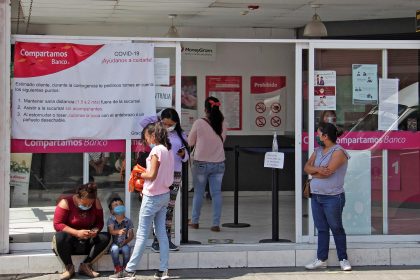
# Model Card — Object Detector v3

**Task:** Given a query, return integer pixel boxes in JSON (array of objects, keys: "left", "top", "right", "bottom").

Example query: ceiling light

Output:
[
  {"left": 166, "top": 14, "right": 180, "bottom": 38},
  {"left": 303, "top": 4, "right": 327, "bottom": 37}
]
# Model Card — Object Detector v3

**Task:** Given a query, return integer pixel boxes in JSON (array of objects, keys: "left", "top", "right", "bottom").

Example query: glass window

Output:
[{"left": 313, "top": 48, "right": 420, "bottom": 236}]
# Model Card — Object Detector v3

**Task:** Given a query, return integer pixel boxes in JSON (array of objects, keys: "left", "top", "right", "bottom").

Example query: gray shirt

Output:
[{"left": 310, "top": 144, "right": 350, "bottom": 195}]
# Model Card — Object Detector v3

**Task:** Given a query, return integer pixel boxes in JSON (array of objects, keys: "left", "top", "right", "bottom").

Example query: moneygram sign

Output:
[{"left": 181, "top": 42, "right": 216, "bottom": 61}]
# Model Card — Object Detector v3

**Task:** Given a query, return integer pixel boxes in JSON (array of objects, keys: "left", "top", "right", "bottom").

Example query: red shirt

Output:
[{"left": 53, "top": 195, "right": 104, "bottom": 232}]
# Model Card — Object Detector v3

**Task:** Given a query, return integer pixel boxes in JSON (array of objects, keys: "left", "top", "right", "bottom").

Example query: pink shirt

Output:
[
  {"left": 142, "top": 144, "right": 174, "bottom": 196},
  {"left": 188, "top": 118, "right": 226, "bottom": 162}
]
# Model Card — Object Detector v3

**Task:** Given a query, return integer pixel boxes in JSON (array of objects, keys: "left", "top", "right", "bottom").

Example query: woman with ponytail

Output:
[
  {"left": 188, "top": 96, "right": 227, "bottom": 232},
  {"left": 111, "top": 122, "right": 174, "bottom": 280}
]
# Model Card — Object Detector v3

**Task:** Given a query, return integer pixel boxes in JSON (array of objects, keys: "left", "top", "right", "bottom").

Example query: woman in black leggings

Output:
[{"left": 52, "top": 183, "right": 111, "bottom": 280}]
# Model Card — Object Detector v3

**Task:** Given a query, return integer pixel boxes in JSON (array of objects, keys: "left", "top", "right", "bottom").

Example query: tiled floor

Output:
[
  {"left": 9, "top": 190, "right": 299, "bottom": 245},
  {"left": 9, "top": 188, "right": 420, "bottom": 245}
]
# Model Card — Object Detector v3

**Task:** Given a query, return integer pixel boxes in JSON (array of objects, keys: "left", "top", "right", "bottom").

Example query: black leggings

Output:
[{"left": 52, "top": 231, "right": 111, "bottom": 265}]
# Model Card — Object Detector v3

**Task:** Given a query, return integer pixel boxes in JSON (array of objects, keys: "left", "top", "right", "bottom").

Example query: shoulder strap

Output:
[{"left": 201, "top": 118, "right": 223, "bottom": 142}]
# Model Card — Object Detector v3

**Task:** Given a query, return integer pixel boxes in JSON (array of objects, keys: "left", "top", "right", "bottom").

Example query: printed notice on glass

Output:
[
  {"left": 206, "top": 76, "right": 242, "bottom": 130},
  {"left": 378, "top": 78, "right": 399, "bottom": 131},
  {"left": 314, "top": 70, "right": 336, "bottom": 110},
  {"left": 352, "top": 64, "right": 378, "bottom": 105},
  {"left": 155, "top": 86, "right": 172, "bottom": 109},
  {"left": 155, "top": 58, "right": 170, "bottom": 86},
  {"left": 12, "top": 42, "right": 156, "bottom": 140}
]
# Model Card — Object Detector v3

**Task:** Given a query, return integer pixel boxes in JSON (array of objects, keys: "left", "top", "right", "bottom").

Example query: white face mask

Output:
[{"left": 166, "top": 125, "right": 176, "bottom": 132}]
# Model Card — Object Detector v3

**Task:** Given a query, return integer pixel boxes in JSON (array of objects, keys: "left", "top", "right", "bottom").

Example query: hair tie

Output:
[{"left": 209, "top": 100, "right": 221, "bottom": 108}]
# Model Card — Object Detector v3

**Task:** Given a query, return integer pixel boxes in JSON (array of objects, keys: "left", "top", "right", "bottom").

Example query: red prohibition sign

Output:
[
  {"left": 255, "top": 102, "right": 266, "bottom": 113},
  {"left": 256, "top": 116, "right": 266, "bottom": 127},
  {"left": 271, "top": 102, "right": 281, "bottom": 113},
  {"left": 271, "top": 116, "right": 281, "bottom": 127}
]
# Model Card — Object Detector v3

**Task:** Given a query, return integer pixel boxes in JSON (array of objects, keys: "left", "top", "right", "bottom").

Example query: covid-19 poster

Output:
[{"left": 12, "top": 42, "right": 156, "bottom": 140}]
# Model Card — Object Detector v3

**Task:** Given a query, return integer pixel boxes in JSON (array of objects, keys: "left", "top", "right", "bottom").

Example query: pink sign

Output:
[
  {"left": 302, "top": 131, "right": 420, "bottom": 151},
  {"left": 11, "top": 139, "right": 149, "bottom": 153}
]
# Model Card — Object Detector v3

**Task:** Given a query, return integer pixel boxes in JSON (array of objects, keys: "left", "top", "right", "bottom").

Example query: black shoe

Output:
[
  {"left": 151, "top": 240, "right": 160, "bottom": 253},
  {"left": 109, "top": 270, "right": 136, "bottom": 280},
  {"left": 154, "top": 270, "right": 170, "bottom": 280},
  {"left": 169, "top": 240, "right": 179, "bottom": 251}
]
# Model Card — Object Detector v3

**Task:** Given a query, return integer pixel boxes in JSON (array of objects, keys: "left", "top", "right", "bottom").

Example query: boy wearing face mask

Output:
[{"left": 107, "top": 197, "right": 134, "bottom": 273}]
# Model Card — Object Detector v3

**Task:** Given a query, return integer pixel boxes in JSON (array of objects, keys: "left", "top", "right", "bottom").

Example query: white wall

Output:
[{"left": 182, "top": 42, "right": 296, "bottom": 135}]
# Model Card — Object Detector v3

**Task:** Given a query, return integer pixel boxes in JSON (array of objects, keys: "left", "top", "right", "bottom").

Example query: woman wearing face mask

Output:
[
  {"left": 149, "top": 108, "right": 189, "bottom": 253},
  {"left": 303, "top": 122, "right": 352, "bottom": 271},
  {"left": 52, "top": 183, "right": 111, "bottom": 280}
]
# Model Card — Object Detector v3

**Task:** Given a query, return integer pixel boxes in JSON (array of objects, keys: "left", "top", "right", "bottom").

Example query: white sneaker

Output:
[
  {"left": 305, "top": 259, "right": 327, "bottom": 270},
  {"left": 340, "top": 259, "right": 352, "bottom": 271}
]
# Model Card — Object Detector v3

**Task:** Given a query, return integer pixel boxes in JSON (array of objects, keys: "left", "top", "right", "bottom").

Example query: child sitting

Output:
[{"left": 107, "top": 197, "right": 134, "bottom": 273}]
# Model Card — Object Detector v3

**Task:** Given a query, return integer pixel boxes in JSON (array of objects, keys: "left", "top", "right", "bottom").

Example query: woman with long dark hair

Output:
[
  {"left": 151, "top": 108, "right": 189, "bottom": 252},
  {"left": 188, "top": 96, "right": 227, "bottom": 232}
]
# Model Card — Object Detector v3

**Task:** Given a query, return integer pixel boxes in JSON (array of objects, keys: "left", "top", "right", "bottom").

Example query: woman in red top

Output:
[{"left": 52, "top": 183, "right": 111, "bottom": 280}]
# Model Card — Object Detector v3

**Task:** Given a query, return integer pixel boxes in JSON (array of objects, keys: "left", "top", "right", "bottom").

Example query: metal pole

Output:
[
  {"left": 223, "top": 146, "right": 250, "bottom": 228},
  {"left": 181, "top": 162, "right": 200, "bottom": 244}
]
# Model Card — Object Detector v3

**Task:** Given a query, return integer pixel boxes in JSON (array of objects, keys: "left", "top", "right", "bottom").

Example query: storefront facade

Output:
[{"left": 1, "top": 0, "right": 420, "bottom": 272}]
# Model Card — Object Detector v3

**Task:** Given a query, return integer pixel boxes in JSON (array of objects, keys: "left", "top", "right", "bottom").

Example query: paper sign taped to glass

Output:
[{"left": 264, "top": 152, "right": 284, "bottom": 169}]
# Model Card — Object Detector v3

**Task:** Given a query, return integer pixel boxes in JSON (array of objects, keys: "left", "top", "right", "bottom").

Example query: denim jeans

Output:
[
  {"left": 125, "top": 192, "right": 170, "bottom": 272},
  {"left": 311, "top": 192, "right": 347, "bottom": 261},
  {"left": 191, "top": 161, "right": 225, "bottom": 226},
  {"left": 109, "top": 243, "right": 131, "bottom": 267}
]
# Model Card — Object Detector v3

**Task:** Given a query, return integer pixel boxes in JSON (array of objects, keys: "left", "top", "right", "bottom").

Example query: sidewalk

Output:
[{"left": 2, "top": 266, "right": 420, "bottom": 280}]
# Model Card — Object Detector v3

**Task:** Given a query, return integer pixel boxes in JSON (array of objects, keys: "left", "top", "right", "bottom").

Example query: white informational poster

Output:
[
  {"left": 352, "top": 64, "right": 378, "bottom": 105},
  {"left": 206, "top": 76, "right": 242, "bottom": 130},
  {"left": 155, "top": 86, "right": 172, "bottom": 109},
  {"left": 12, "top": 42, "right": 156, "bottom": 140},
  {"left": 314, "top": 70, "right": 336, "bottom": 110},
  {"left": 378, "top": 78, "right": 399, "bottom": 131},
  {"left": 154, "top": 58, "right": 170, "bottom": 86},
  {"left": 250, "top": 76, "right": 286, "bottom": 131},
  {"left": 10, "top": 153, "right": 32, "bottom": 207}
]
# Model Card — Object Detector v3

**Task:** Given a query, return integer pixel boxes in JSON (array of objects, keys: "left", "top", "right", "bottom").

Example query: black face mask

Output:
[{"left": 316, "top": 135, "right": 325, "bottom": 147}]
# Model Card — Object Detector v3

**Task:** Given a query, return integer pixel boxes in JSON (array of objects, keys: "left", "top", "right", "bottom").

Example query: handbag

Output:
[{"left": 303, "top": 179, "right": 312, "bottom": 199}]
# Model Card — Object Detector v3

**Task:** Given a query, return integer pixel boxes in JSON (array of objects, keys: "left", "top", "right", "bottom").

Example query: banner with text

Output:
[
  {"left": 12, "top": 42, "right": 156, "bottom": 140},
  {"left": 302, "top": 131, "right": 420, "bottom": 151}
]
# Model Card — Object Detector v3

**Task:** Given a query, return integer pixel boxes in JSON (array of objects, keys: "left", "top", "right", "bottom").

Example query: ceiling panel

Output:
[{"left": 15, "top": 0, "right": 418, "bottom": 30}]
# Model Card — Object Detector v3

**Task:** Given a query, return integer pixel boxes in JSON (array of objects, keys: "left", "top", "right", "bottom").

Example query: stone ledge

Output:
[{"left": 1, "top": 243, "right": 420, "bottom": 274}]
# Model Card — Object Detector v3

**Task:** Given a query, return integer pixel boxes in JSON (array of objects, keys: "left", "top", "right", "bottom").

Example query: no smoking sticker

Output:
[
  {"left": 255, "top": 102, "right": 266, "bottom": 113},
  {"left": 271, "top": 102, "right": 281, "bottom": 113},
  {"left": 256, "top": 116, "right": 266, "bottom": 127},
  {"left": 271, "top": 116, "right": 281, "bottom": 127}
]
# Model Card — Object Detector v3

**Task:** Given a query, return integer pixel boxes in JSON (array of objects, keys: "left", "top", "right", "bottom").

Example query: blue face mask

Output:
[
  {"left": 78, "top": 204, "right": 92, "bottom": 211},
  {"left": 316, "top": 135, "right": 325, "bottom": 147},
  {"left": 149, "top": 143, "right": 156, "bottom": 149},
  {"left": 113, "top": 205, "right": 126, "bottom": 216}
]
